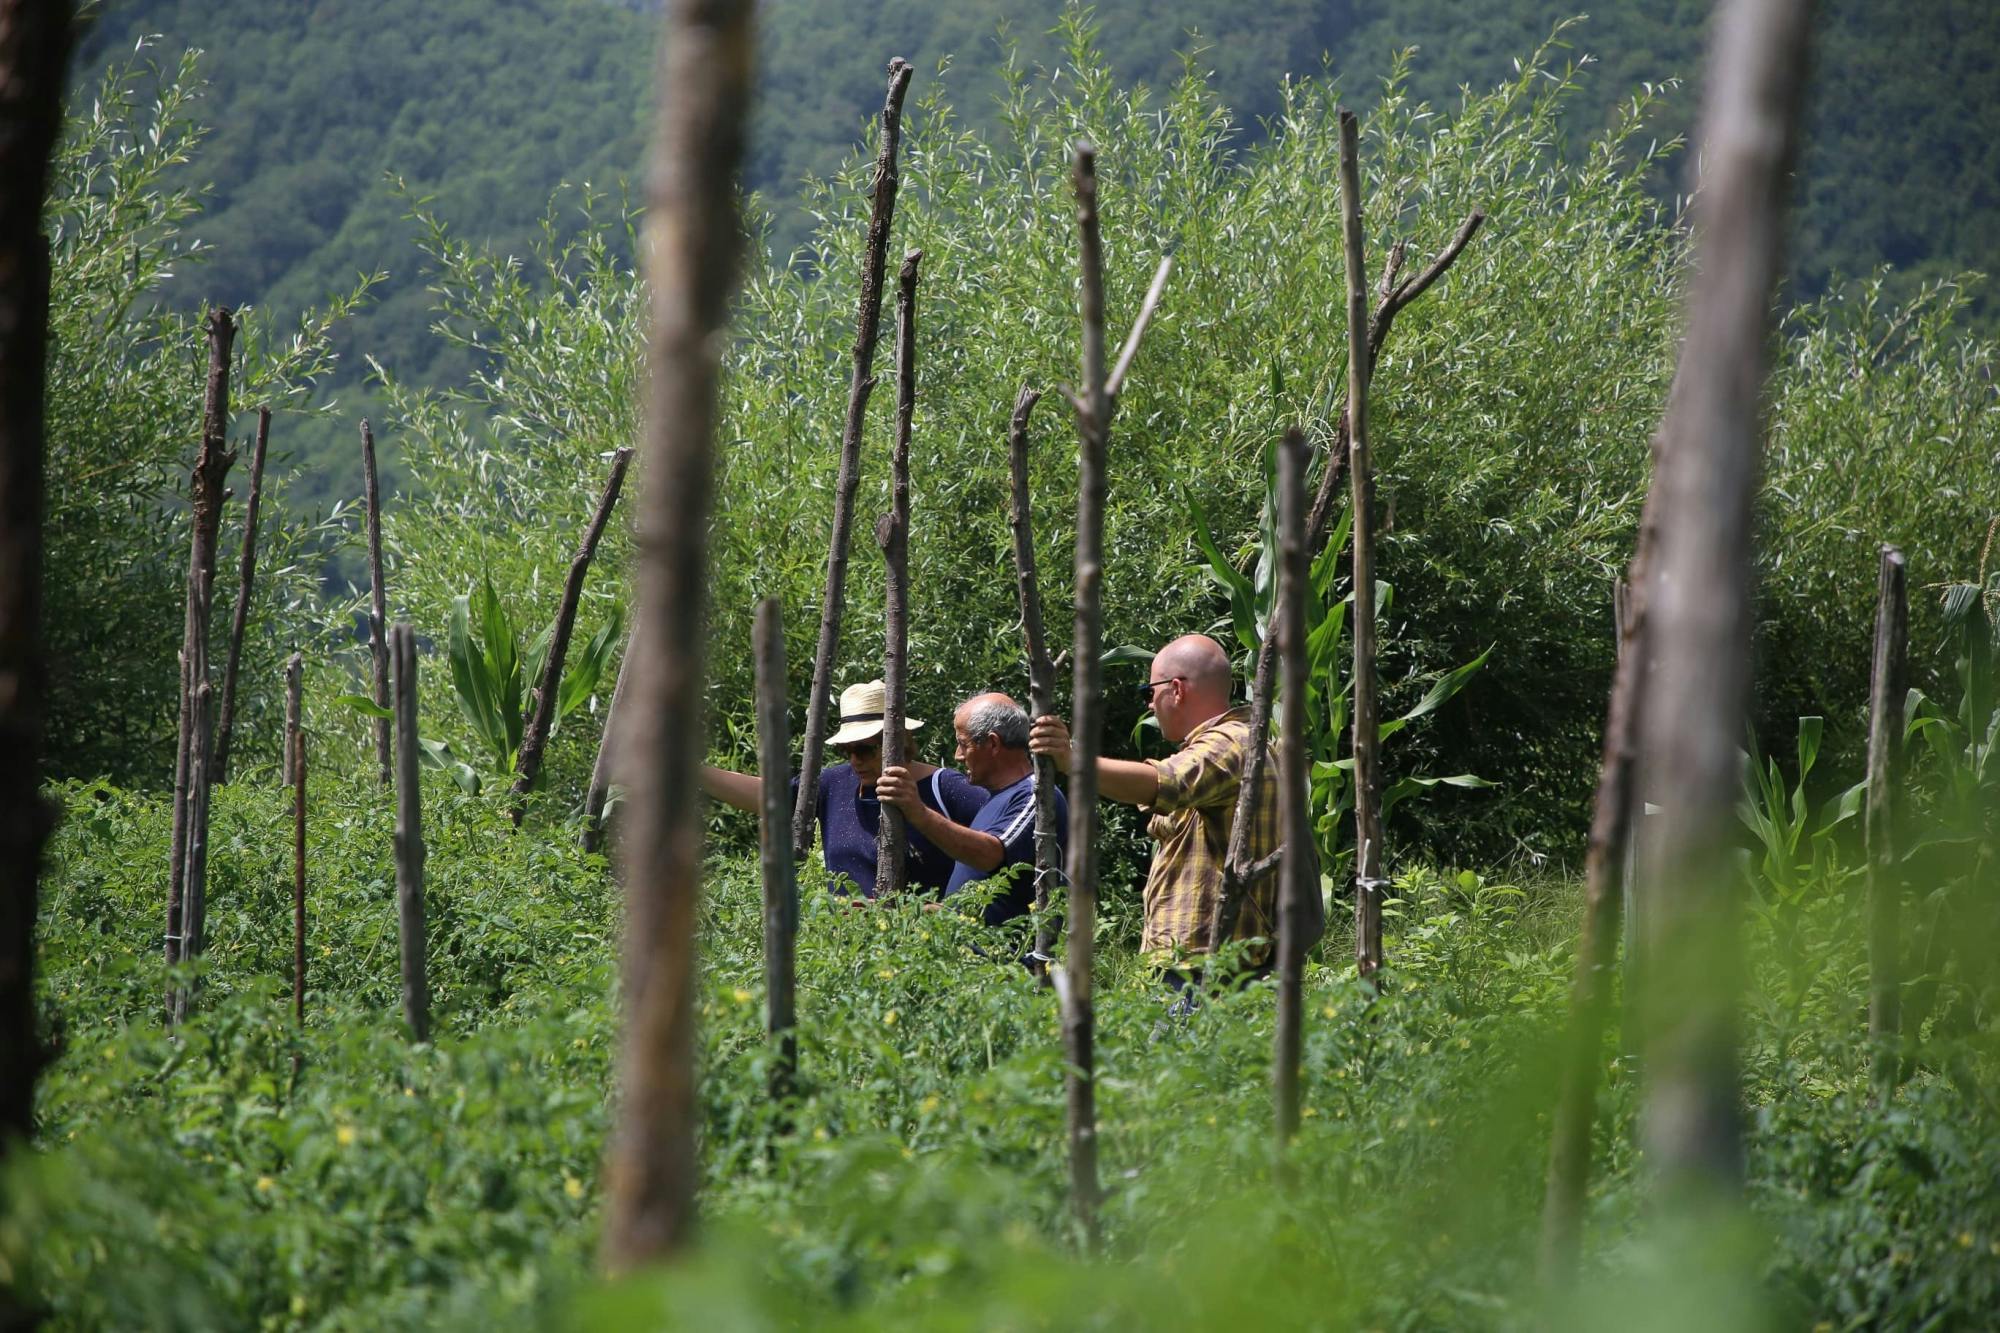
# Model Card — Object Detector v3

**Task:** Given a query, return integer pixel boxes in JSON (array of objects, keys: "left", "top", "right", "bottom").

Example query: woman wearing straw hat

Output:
[{"left": 701, "top": 678, "right": 987, "bottom": 898}]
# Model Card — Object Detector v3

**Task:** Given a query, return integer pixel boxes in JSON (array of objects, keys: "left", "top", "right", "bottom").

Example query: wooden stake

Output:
[
  {"left": 875, "top": 248, "right": 920, "bottom": 896},
  {"left": 1005, "top": 385, "right": 1059, "bottom": 978},
  {"left": 361, "top": 419, "right": 391, "bottom": 787},
  {"left": 793, "top": 57, "right": 914, "bottom": 862},
  {"left": 1273, "top": 428, "right": 1312, "bottom": 1152},
  {"left": 0, "top": 0, "right": 68, "bottom": 1169},
  {"left": 513, "top": 445, "right": 635, "bottom": 823},
  {"left": 754, "top": 599, "right": 797, "bottom": 1099},
  {"left": 1337, "top": 110, "right": 1386, "bottom": 979},
  {"left": 1060, "top": 140, "right": 1109, "bottom": 1245},
  {"left": 214, "top": 405, "right": 269, "bottom": 783},
  {"left": 287, "top": 653, "right": 305, "bottom": 1033},
  {"left": 1634, "top": 0, "right": 1812, "bottom": 1205},
  {"left": 390, "top": 624, "right": 429, "bottom": 1042},
  {"left": 1866, "top": 545, "right": 1907, "bottom": 1101},
  {"left": 582, "top": 626, "right": 632, "bottom": 854},
  {"left": 601, "top": 0, "right": 752, "bottom": 1274},
  {"left": 167, "top": 308, "right": 236, "bottom": 995}
]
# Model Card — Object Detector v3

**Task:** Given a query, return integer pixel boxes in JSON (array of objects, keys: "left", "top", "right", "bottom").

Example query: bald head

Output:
[{"left": 1149, "top": 634, "right": 1235, "bottom": 740}]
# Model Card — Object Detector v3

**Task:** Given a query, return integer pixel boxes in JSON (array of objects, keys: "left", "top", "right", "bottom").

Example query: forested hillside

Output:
[{"left": 76, "top": 0, "right": 1999, "bottom": 504}]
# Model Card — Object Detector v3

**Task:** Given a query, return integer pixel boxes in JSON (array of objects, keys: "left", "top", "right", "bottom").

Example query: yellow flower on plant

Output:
[
  {"left": 564, "top": 1176, "right": 585, "bottom": 1200},
  {"left": 731, "top": 987, "right": 753, "bottom": 1005},
  {"left": 877, "top": 967, "right": 897, "bottom": 980},
  {"left": 920, "top": 1095, "right": 940, "bottom": 1115},
  {"left": 335, "top": 1124, "right": 356, "bottom": 1147},
  {"left": 883, "top": 1009, "right": 899, "bottom": 1027},
  {"left": 255, "top": 1176, "right": 274, "bottom": 1193},
  {"left": 1958, "top": 1232, "right": 1975, "bottom": 1249}
]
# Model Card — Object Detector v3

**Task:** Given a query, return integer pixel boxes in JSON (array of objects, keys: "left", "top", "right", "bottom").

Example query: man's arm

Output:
[
  {"left": 875, "top": 766, "right": 1004, "bottom": 871},
  {"left": 699, "top": 764, "right": 762, "bottom": 814},
  {"left": 1026, "top": 715, "right": 1159, "bottom": 807}
]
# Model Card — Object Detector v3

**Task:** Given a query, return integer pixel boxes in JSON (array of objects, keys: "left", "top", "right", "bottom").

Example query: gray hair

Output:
[{"left": 962, "top": 697, "right": 1030, "bottom": 749}]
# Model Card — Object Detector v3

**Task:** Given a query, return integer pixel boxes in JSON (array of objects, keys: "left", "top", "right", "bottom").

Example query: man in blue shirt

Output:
[{"left": 878, "top": 693, "right": 1067, "bottom": 926}]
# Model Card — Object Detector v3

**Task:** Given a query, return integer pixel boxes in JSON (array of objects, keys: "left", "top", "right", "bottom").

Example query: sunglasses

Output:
[
  {"left": 1138, "top": 676, "right": 1183, "bottom": 704},
  {"left": 837, "top": 739, "right": 882, "bottom": 759}
]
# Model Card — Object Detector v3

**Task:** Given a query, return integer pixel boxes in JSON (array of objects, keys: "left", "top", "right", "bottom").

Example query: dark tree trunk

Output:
[
  {"left": 167, "top": 310, "right": 235, "bottom": 1015},
  {"left": 793, "top": 58, "right": 914, "bottom": 862},
  {"left": 287, "top": 653, "right": 305, "bottom": 1034},
  {"left": 875, "top": 248, "right": 920, "bottom": 896},
  {"left": 753, "top": 599, "right": 797, "bottom": 1099},
  {"left": 1866, "top": 545, "right": 1907, "bottom": 1101},
  {"left": 583, "top": 627, "right": 633, "bottom": 854},
  {"left": 1633, "top": 0, "right": 1813, "bottom": 1205},
  {"left": 600, "top": 0, "right": 752, "bottom": 1274},
  {"left": 512, "top": 445, "right": 635, "bottom": 823},
  {"left": 1336, "top": 111, "right": 1386, "bottom": 980},
  {"left": 1273, "top": 427, "right": 1312, "bottom": 1152},
  {"left": 361, "top": 419, "right": 391, "bottom": 787},
  {"left": 1059, "top": 140, "right": 1108, "bottom": 1246},
  {"left": 214, "top": 405, "right": 270, "bottom": 783},
  {"left": 1004, "top": 385, "right": 1058, "bottom": 978},
  {"left": 390, "top": 624, "right": 429, "bottom": 1043}
]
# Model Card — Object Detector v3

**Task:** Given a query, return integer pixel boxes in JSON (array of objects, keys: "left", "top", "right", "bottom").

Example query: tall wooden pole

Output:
[
  {"left": 793, "top": 58, "right": 914, "bottom": 862},
  {"left": 601, "top": 0, "right": 752, "bottom": 1274},
  {"left": 754, "top": 599, "right": 797, "bottom": 1099},
  {"left": 513, "top": 445, "right": 635, "bottom": 822},
  {"left": 0, "top": 0, "right": 72, "bottom": 1161},
  {"left": 875, "top": 249, "right": 920, "bottom": 896},
  {"left": 361, "top": 419, "right": 391, "bottom": 787},
  {"left": 214, "top": 405, "right": 270, "bottom": 783},
  {"left": 1866, "top": 545, "right": 1907, "bottom": 1101},
  {"left": 1273, "top": 427, "right": 1312, "bottom": 1152},
  {"left": 167, "top": 309, "right": 236, "bottom": 996},
  {"left": 1060, "top": 140, "right": 1108, "bottom": 1244},
  {"left": 1337, "top": 110, "right": 1386, "bottom": 979},
  {"left": 287, "top": 654, "right": 306, "bottom": 1033},
  {"left": 390, "top": 624, "right": 429, "bottom": 1043},
  {"left": 1005, "top": 385, "right": 1059, "bottom": 978},
  {"left": 1635, "top": 0, "right": 1813, "bottom": 1206}
]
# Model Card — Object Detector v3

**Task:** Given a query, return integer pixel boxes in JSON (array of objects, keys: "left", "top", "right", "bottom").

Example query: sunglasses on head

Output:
[{"left": 1138, "top": 676, "right": 1183, "bottom": 704}]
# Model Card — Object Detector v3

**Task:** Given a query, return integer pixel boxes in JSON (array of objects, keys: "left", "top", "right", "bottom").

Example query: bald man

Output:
[
  {"left": 1029, "top": 634, "right": 1280, "bottom": 984},
  {"left": 879, "top": 692, "right": 1068, "bottom": 926}
]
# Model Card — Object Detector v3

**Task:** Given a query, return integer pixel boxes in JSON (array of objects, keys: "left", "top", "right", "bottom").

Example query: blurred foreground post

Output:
[
  {"left": 1005, "top": 386, "right": 1059, "bottom": 979},
  {"left": 390, "top": 624, "right": 429, "bottom": 1043},
  {"left": 513, "top": 444, "right": 635, "bottom": 823},
  {"left": 1634, "top": 0, "right": 1812, "bottom": 1208},
  {"left": 1273, "top": 428, "right": 1312, "bottom": 1153},
  {"left": 214, "top": 406, "right": 270, "bottom": 783},
  {"left": 794, "top": 58, "right": 914, "bottom": 862},
  {"left": 601, "top": 0, "right": 753, "bottom": 1273},
  {"left": 361, "top": 420, "right": 391, "bottom": 787},
  {"left": 1336, "top": 110, "right": 1386, "bottom": 980},
  {"left": 754, "top": 599, "right": 797, "bottom": 1099},
  {"left": 875, "top": 248, "right": 921, "bottom": 896},
  {"left": 1866, "top": 545, "right": 1907, "bottom": 1101},
  {"left": 1058, "top": 140, "right": 1108, "bottom": 1245}
]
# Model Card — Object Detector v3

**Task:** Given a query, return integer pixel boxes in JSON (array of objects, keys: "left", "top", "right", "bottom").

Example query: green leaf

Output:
[
  {"left": 558, "top": 606, "right": 626, "bottom": 722},
  {"left": 334, "top": 693, "right": 393, "bottom": 719},
  {"left": 1189, "top": 496, "right": 1259, "bottom": 654}
]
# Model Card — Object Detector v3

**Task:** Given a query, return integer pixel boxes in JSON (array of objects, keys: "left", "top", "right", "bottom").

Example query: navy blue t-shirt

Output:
[
  {"left": 794, "top": 763, "right": 987, "bottom": 897},
  {"left": 945, "top": 772, "right": 1069, "bottom": 926}
]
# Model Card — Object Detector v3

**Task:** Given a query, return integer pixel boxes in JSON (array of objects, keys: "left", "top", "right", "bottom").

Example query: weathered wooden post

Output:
[
  {"left": 361, "top": 419, "right": 391, "bottom": 787},
  {"left": 214, "top": 405, "right": 270, "bottom": 783},
  {"left": 1336, "top": 111, "right": 1387, "bottom": 979},
  {"left": 1866, "top": 545, "right": 1907, "bottom": 1101},
  {"left": 390, "top": 623, "right": 429, "bottom": 1042},
  {"left": 875, "top": 248, "right": 920, "bottom": 896},
  {"left": 167, "top": 309, "right": 236, "bottom": 1001},
  {"left": 1005, "top": 386, "right": 1059, "bottom": 978},
  {"left": 793, "top": 57, "right": 914, "bottom": 863},
  {"left": 1058, "top": 140, "right": 1109, "bottom": 1245},
  {"left": 1634, "top": 0, "right": 1812, "bottom": 1211},
  {"left": 287, "top": 653, "right": 305, "bottom": 1033},
  {"left": 600, "top": 0, "right": 752, "bottom": 1273},
  {"left": 0, "top": 0, "right": 72, "bottom": 1163},
  {"left": 1273, "top": 427, "right": 1312, "bottom": 1152},
  {"left": 583, "top": 629, "right": 631, "bottom": 855},
  {"left": 512, "top": 444, "right": 635, "bottom": 822},
  {"left": 753, "top": 599, "right": 797, "bottom": 1098}
]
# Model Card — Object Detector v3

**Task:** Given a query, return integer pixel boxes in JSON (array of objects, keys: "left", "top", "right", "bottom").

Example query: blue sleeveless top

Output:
[{"left": 793, "top": 763, "right": 988, "bottom": 897}]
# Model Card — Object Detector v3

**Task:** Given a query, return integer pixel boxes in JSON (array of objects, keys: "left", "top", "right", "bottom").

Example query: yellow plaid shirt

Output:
[{"left": 1141, "top": 704, "right": 1281, "bottom": 964}]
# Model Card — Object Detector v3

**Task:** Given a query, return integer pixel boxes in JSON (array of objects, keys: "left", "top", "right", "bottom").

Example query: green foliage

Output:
[{"left": 1737, "top": 716, "right": 1863, "bottom": 907}]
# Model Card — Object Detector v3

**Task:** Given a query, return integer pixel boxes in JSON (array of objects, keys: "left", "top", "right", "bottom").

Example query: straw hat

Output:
[{"left": 825, "top": 679, "right": 925, "bottom": 747}]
